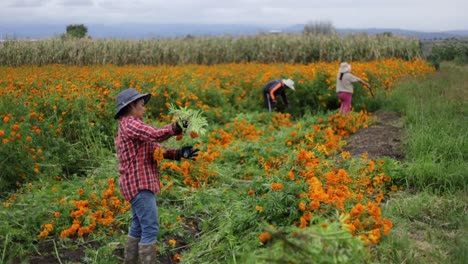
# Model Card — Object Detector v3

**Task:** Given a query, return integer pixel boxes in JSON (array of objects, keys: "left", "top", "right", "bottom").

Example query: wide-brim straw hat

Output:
[
  {"left": 114, "top": 88, "right": 151, "bottom": 119},
  {"left": 282, "top": 79, "right": 295, "bottom": 90},
  {"left": 339, "top": 62, "right": 351, "bottom": 73}
]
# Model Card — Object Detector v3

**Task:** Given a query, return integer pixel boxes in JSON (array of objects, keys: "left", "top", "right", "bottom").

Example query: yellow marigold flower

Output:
[
  {"left": 255, "top": 205, "right": 263, "bottom": 212},
  {"left": 168, "top": 239, "right": 177, "bottom": 247},
  {"left": 340, "top": 151, "right": 351, "bottom": 160}
]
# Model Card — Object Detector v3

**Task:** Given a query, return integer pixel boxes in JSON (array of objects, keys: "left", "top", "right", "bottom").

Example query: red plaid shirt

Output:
[{"left": 115, "top": 116, "right": 179, "bottom": 201}]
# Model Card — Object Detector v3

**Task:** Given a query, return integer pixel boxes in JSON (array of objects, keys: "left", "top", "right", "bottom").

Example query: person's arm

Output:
[
  {"left": 269, "top": 82, "right": 282, "bottom": 102},
  {"left": 359, "top": 79, "right": 370, "bottom": 87},
  {"left": 124, "top": 118, "right": 180, "bottom": 143},
  {"left": 349, "top": 73, "right": 370, "bottom": 87}
]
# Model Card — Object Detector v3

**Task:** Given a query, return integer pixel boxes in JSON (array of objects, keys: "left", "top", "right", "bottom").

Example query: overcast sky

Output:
[{"left": 1, "top": 0, "right": 466, "bottom": 31}]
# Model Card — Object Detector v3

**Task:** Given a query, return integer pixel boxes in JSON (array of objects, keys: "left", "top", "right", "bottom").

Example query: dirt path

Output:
[{"left": 343, "top": 111, "right": 404, "bottom": 160}]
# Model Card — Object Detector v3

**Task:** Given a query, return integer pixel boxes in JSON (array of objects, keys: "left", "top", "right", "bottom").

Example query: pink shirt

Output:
[{"left": 115, "top": 116, "right": 179, "bottom": 201}]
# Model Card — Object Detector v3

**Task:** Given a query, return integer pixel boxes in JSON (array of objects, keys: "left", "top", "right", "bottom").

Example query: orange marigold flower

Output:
[
  {"left": 247, "top": 189, "right": 255, "bottom": 195},
  {"left": 173, "top": 253, "right": 182, "bottom": 262},
  {"left": 0, "top": 130, "right": 4, "bottom": 137},
  {"left": 298, "top": 202, "right": 306, "bottom": 211},
  {"left": 383, "top": 219, "right": 393, "bottom": 235},
  {"left": 153, "top": 148, "right": 165, "bottom": 163},
  {"left": 190, "top": 131, "right": 199, "bottom": 138},
  {"left": 350, "top": 203, "right": 365, "bottom": 217},
  {"left": 309, "top": 200, "right": 320, "bottom": 210},
  {"left": 259, "top": 232, "right": 271, "bottom": 243},
  {"left": 271, "top": 183, "right": 283, "bottom": 191}
]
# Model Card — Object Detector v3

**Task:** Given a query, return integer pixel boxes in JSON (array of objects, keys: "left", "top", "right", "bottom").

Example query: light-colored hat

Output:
[
  {"left": 339, "top": 62, "right": 351, "bottom": 73},
  {"left": 114, "top": 88, "right": 151, "bottom": 119},
  {"left": 282, "top": 79, "right": 295, "bottom": 90}
]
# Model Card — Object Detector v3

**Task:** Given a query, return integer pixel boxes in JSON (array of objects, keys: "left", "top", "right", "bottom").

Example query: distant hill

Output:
[{"left": 1, "top": 23, "right": 467, "bottom": 40}]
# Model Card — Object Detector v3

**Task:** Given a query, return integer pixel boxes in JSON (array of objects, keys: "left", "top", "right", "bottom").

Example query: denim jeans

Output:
[{"left": 129, "top": 190, "right": 159, "bottom": 245}]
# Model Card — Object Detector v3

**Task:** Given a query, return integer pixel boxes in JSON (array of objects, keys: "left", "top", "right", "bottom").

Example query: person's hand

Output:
[
  {"left": 178, "top": 146, "right": 200, "bottom": 160},
  {"left": 178, "top": 118, "right": 190, "bottom": 129},
  {"left": 177, "top": 146, "right": 200, "bottom": 160},
  {"left": 173, "top": 118, "right": 190, "bottom": 134}
]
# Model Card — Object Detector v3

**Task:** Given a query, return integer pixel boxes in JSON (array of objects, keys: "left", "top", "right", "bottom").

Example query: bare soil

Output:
[{"left": 343, "top": 110, "right": 404, "bottom": 160}]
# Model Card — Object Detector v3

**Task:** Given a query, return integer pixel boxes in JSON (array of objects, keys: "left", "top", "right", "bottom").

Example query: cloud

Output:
[
  {"left": 0, "top": 0, "right": 467, "bottom": 31},
  {"left": 58, "top": 0, "right": 94, "bottom": 7},
  {"left": 8, "top": 0, "right": 51, "bottom": 7}
]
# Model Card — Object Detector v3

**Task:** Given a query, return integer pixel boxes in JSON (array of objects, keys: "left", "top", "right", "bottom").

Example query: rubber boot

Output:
[
  {"left": 124, "top": 236, "right": 140, "bottom": 264},
  {"left": 139, "top": 243, "right": 157, "bottom": 264}
]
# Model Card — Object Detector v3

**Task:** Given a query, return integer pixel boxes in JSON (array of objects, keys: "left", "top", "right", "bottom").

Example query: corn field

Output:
[{"left": 0, "top": 33, "right": 421, "bottom": 66}]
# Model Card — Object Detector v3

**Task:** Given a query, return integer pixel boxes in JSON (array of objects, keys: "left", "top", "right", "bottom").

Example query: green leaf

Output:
[{"left": 168, "top": 104, "right": 209, "bottom": 136}]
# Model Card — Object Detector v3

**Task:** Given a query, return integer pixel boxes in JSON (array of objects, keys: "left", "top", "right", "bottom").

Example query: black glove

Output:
[
  {"left": 173, "top": 119, "right": 189, "bottom": 134},
  {"left": 178, "top": 118, "right": 190, "bottom": 129},
  {"left": 178, "top": 146, "right": 200, "bottom": 160}
]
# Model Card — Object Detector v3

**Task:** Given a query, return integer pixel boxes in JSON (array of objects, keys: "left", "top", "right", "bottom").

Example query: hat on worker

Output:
[
  {"left": 339, "top": 62, "right": 351, "bottom": 73},
  {"left": 282, "top": 79, "right": 295, "bottom": 90},
  {"left": 114, "top": 88, "right": 151, "bottom": 119}
]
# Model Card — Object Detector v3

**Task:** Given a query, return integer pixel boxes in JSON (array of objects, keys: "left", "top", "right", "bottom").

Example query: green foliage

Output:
[
  {"left": 289, "top": 70, "right": 333, "bottom": 116},
  {"left": 64, "top": 24, "right": 88, "bottom": 39},
  {"left": 168, "top": 104, "right": 209, "bottom": 136},
  {"left": 0, "top": 62, "right": 465, "bottom": 264},
  {"left": 385, "top": 62, "right": 467, "bottom": 193},
  {"left": 372, "top": 191, "right": 468, "bottom": 264},
  {"left": 0, "top": 85, "right": 114, "bottom": 193},
  {"left": 303, "top": 20, "right": 336, "bottom": 35},
  {"left": 426, "top": 38, "right": 468, "bottom": 65},
  {"left": 241, "top": 223, "right": 367, "bottom": 264}
]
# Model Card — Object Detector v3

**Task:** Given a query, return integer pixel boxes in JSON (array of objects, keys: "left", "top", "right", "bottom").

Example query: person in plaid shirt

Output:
[{"left": 114, "top": 88, "right": 199, "bottom": 264}]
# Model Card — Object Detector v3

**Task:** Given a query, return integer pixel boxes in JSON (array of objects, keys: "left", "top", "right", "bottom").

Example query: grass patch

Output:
[
  {"left": 385, "top": 62, "right": 467, "bottom": 193},
  {"left": 372, "top": 62, "right": 468, "bottom": 263}
]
